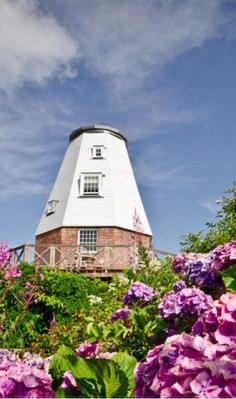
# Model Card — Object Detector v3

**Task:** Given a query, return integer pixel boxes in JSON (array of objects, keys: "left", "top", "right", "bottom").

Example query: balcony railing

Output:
[{"left": 9, "top": 243, "right": 176, "bottom": 277}]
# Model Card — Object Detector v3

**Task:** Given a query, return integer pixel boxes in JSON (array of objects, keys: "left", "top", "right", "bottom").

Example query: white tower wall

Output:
[{"left": 36, "top": 126, "right": 152, "bottom": 238}]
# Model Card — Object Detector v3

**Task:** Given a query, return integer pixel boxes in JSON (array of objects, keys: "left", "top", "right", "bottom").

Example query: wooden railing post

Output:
[
  {"left": 105, "top": 246, "right": 109, "bottom": 271},
  {"left": 49, "top": 246, "right": 56, "bottom": 267},
  {"left": 23, "top": 244, "right": 29, "bottom": 263}
]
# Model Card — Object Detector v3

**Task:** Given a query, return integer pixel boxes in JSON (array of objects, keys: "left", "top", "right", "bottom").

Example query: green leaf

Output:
[
  {"left": 221, "top": 267, "right": 236, "bottom": 293},
  {"left": 112, "top": 352, "right": 137, "bottom": 393},
  {"left": 86, "top": 322, "right": 101, "bottom": 339},
  {"left": 86, "top": 358, "right": 129, "bottom": 398},
  {"left": 55, "top": 387, "right": 77, "bottom": 398}
]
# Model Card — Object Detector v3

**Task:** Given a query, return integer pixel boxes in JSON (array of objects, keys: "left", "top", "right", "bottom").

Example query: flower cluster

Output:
[
  {"left": 172, "top": 241, "right": 236, "bottom": 288},
  {"left": 111, "top": 308, "right": 131, "bottom": 324},
  {"left": 123, "top": 281, "right": 157, "bottom": 307},
  {"left": 193, "top": 292, "right": 236, "bottom": 345},
  {"left": 0, "top": 244, "right": 11, "bottom": 269},
  {"left": 76, "top": 342, "right": 116, "bottom": 360},
  {"left": 211, "top": 241, "right": 236, "bottom": 270},
  {"left": 135, "top": 332, "right": 236, "bottom": 398},
  {"left": 0, "top": 349, "right": 54, "bottom": 398},
  {"left": 159, "top": 287, "right": 213, "bottom": 320},
  {"left": 172, "top": 280, "right": 186, "bottom": 292},
  {"left": 4, "top": 268, "right": 22, "bottom": 280}
]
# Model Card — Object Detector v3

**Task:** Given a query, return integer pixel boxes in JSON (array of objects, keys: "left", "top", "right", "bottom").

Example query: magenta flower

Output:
[
  {"left": 0, "top": 351, "right": 54, "bottom": 398},
  {"left": 123, "top": 281, "right": 157, "bottom": 307},
  {"left": 172, "top": 280, "right": 186, "bottom": 292},
  {"left": 0, "top": 244, "right": 11, "bottom": 269},
  {"left": 4, "top": 268, "right": 22, "bottom": 280},
  {"left": 211, "top": 241, "right": 236, "bottom": 270},
  {"left": 111, "top": 308, "right": 131, "bottom": 324},
  {"left": 134, "top": 332, "right": 236, "bottom": 398},
  {"left": 76, "top": 342, "right": 101, "bottom": 359},
  {"left": 193, "top": 292, "right": 236, "bottom": 346},
  {"left": 75, "top": 342, "right": 116, "bottom": 360}
]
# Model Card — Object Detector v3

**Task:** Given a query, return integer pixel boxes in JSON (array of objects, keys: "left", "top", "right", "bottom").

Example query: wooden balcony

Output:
[{"left": 9, "top": 243, "right": 176, "bottom": 277}]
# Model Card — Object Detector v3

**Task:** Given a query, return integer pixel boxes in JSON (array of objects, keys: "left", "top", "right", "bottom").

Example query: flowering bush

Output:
[
  {"left": 0, "top": 349, "right": 54, "bottom": 398},
  {"left": 0, "top": 244, "right": 11, "bottom": 269},
  {"left": 135, "top": 332, "right": 236, "bottom": 398},
  {"left": 123, "top": 281, "right": 157, "bottom": 307},
  {"left": 193, "top": 292, "right": 236, "bottom": 346},
  {"left": 212, "top": 241, "right": 236, "bottom": 270},
  {"left": 76, "top": 341, "right": 117, "bottom": 360},
  {"left": 111, "top": 308, "right": 131, "bottom": 324},
  {"left": 159, "top": 287, "right": 213, "bottom": 320},
  {"left": 172, "top": 241, "right": 236, "bottom": 288}
]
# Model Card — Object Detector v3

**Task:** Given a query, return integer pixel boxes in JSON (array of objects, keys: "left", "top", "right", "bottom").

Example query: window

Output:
[
  {"left": 46, "top": 200, "right": 58, "bottom": 215},
  {"left": 80, "top": 173, "right": 102, "bottom": 196},
  {"left": 80, "top": 229, "right": 97, "bottom": 253},
  {"left": 92, "top": 146, "right": 104, "bottom": 159}
]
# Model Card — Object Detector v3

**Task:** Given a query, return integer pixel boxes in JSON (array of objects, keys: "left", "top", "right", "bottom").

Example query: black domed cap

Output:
[{"left": 69, "top": 125, "right": 128, "bottom": 145}]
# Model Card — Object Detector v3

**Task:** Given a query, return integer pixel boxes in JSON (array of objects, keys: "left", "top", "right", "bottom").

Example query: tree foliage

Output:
[{"left": 180, "top": 182, "right": 236, "bottom": 253}]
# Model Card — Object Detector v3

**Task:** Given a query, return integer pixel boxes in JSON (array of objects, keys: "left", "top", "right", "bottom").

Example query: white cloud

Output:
[
  {"left": 60, "top": 0, "right": 230, "bottom": 92},
  {"left": 199, "top": 200, "right": 218, "bottom": 214},
  {"left": 0, "top": 0, "right": 79, "bottom": 93},
  {"left": 0, "top": 93, "right": 80, "bottom": 199},
  {"left": 132, "top": 145, "right": 198, "bottom": 189}
]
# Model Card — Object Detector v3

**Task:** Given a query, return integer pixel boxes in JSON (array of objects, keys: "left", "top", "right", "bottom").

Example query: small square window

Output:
[
  {"left": 80, "top": 229, "right": 97, "bottom": 253},
  {"left": 80, "top": 173, "right": 102, "bottom": 196},
  {"left": 92, "top": 146, "right": 103, "bottom": 158},
  {"left": 46, "top": 200, "right": 57, "bottom": 215}
]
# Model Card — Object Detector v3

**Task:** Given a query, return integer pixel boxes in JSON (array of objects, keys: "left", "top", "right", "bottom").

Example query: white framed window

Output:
[
  {"left": 80, "top": 173, "right": 102, "bottom": 196},
  {"left": 79, "top": 229, "right": 97, "bottom": 253},
  {"left": 46, "top": 200, "right": 58, "bottom": 215},
  {"left": 92, "top": 145, "right": 104, "bottom": 159}
]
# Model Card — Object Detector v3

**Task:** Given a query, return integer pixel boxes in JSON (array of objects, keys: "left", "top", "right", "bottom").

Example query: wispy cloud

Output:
[
  {"left": 0, "top": 0, "right": 79, "bottom": 93},
  {"left": 0, "top": 93, "right": 80, "bottom": 199},
  {"left": 199, "top": 200, "right": 219, "bottom": 214},
  {"left": 132, "top": 145, "right": 198, "bottom": 190},
  {"left": 58, "top": 0, "right": 232, "bottom": 93}
]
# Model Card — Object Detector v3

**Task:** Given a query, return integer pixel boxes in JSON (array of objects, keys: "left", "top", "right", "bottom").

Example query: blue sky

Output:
[{"left": 0, "top": 0, "right": 235, "bottom": 252}]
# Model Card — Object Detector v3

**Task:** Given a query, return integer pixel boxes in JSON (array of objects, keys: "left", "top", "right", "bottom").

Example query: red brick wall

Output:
[
  {"left": 35, "top": 227, "right": 152, "bottom": 270},
  {"left": 36, "top": 226, "right": 151, "bottom": 247}
]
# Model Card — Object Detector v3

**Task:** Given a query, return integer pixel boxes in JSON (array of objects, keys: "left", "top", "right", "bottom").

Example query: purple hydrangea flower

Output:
[
  {"left": 111, "top": 308, "right": 130, "bottom": 324},
  {"left": 75, "top": 342, "right": 116, "bottom": 360},
  {"left": 0, "top": 350, "right": 54, "bottom": 398},
  {"left": 193, "top": 292, "right": 236, "bottom": 346},
  {"left": 134, "top": 332, "right": 236, "bottom": 398},
  {"left": 159, "top": 287, "right": 213, "bottom": 320},
  {"left": 172, "top": 253, "right": 188, "bottom": 273},
  {"left": 211, "top": 241, "right": 236, "bottom": 271},
  {"left": 75, "top": 342, "right": 101, "bottom": 358},
  {"left": 123, "top": 282, "right": 157, "bottom": 307},
  {"left": 172, "top": 280, "right": 186, "bottom": 292}
]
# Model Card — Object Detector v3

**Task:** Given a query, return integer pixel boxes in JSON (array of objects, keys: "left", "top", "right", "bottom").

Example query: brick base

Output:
[{"left": 35, "top": 226, "right": 152, "bottom": 271}]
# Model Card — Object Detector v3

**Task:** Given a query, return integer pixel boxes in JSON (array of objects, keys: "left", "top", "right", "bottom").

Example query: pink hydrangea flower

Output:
[
  {"left": 0, "top": 244, "right": 11, "bottom": 269},
  {"left": 0, "top": 350, "right": 54, "bottom": 398},
  {"left": 193, "top": 292, "right": 236, "bottom": 346},
  {"left": 75, "top": 342, "right": 116, "bottom": 360},
  {"left": 4, "top": 268, "right": 22, "bottom": 280},
  {"left": 135, "top": 332, "right": 236, "bottom": 398}
]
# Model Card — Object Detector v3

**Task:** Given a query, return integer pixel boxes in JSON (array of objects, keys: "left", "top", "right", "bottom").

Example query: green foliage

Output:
[
  {"left": 180, "top": 182, "right": 236, "bottom": 253},
  {"left": 49, "top": 345, "right": 131, "bottom": 398},
  {"left": 129, "top": 253, "right": 178, "bottom": 295},
  {"left": 221, "top": 266, "right": 236, "bottom": 293},
  {"left": 0, "top": 249, "right": 175, "bottom": 358}
]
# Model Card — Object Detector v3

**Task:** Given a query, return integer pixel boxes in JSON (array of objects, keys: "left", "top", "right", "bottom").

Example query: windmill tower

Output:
[{"left": 35, "top": 125, "right": 152, "bottom": 271}]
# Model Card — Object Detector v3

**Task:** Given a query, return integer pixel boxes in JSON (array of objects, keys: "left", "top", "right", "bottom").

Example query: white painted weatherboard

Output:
[{"left": 36, "top": 130, "right": 152, "bottom": 236}]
